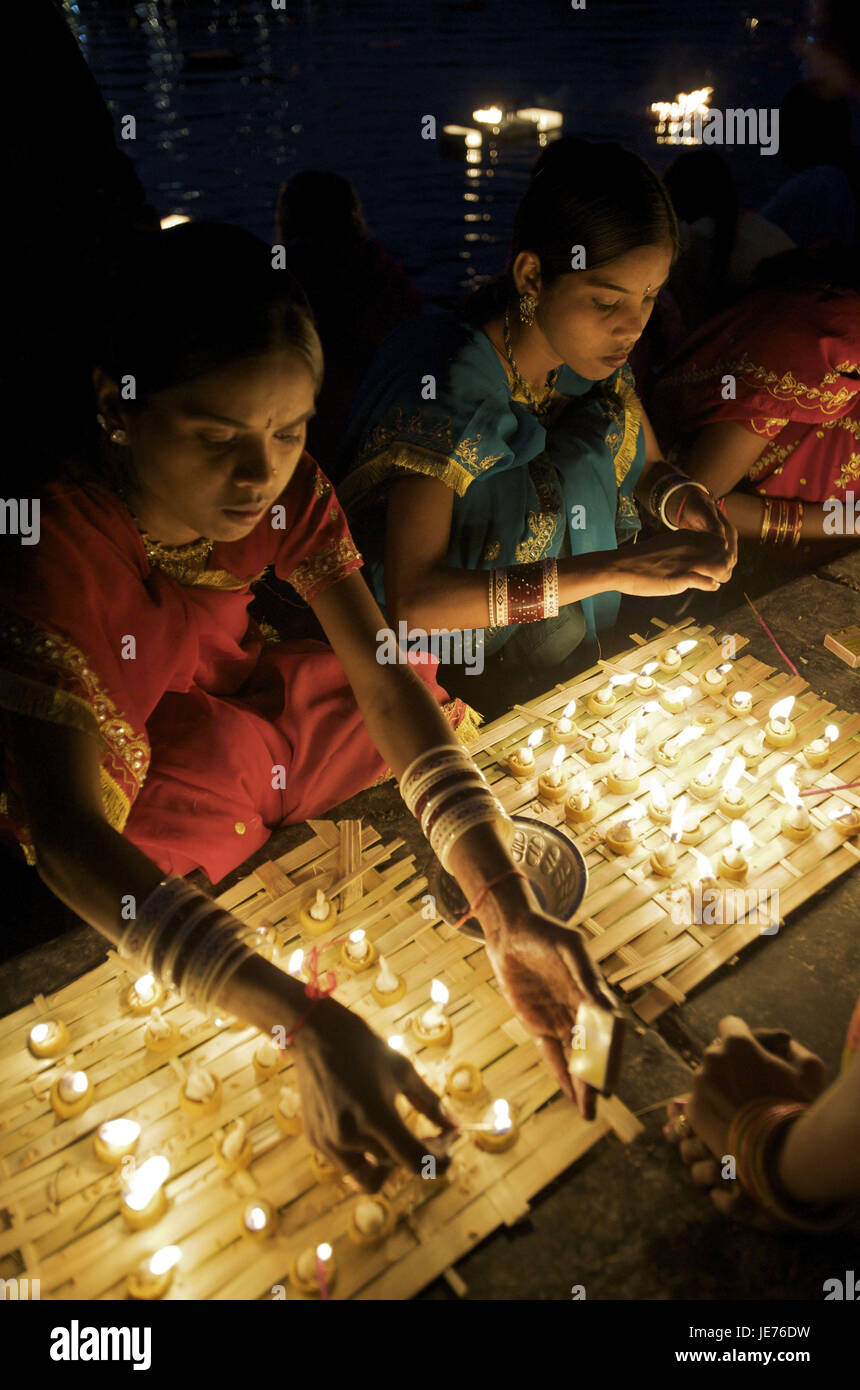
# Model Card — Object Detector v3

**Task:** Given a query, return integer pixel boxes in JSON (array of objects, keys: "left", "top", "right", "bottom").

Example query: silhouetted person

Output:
[
  {"left": 276, "top": 172, "right": 422, "bottom": 476},
  {"left": 761, "top": 81, "right": 858, "bottom": 247}
]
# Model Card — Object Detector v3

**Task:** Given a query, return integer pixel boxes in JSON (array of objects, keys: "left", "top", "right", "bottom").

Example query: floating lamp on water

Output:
[
  {"left": 341, "top": 927, "right": 377, "bottom": 973},
  {"left": 777, "top": 765, "right": 812, "bottom": 840},
  {"left": 412, "top": 979, "right": 453, "bottom": 1047},
  {"left": 718, "top": 820, "right": 754, "bottom": 882},
  {"left": 651, "top": 86, "right": 714, "bottom": 145},
  {"left": 765, "top": 696, "right": 797, "bottom": 748},
  {"left": 120, "top": 1154, "right": 170, "bottom": 1230},
  {"left": 28, "top": 1019, "right": 69, "bottom": 1058},
  {"left": 126, "top": 972, "right": 163, "bottom": 1015},
  {"left": 718, "top": 756, "right": 749, "bottom": 819},
  {"left": 93, "top": 1117, "right": 141, "bottom": 1166},
  {"left": 551, "top": 698, "right": 578, "bottom": 745},
  {"left": 506, "top": 728, "right": 542, "bottom": 779},
  {"left": 606, "top": 725, "right": 641, "bottom": 796},
  {"left": 159, "top": 213, "right": 191, "bottom": 229},
  {"left": 126, "top": 1244, "right": 181, "bottom": 1300},
  {"left": 371, "top": 955, "right": 406, "bottom": 1007},
  {"left": 50, "top": 1068, "right": 92, "bottom": 1120},
  {"left": 587, "top": 672, "right": 635, "bottom": 715},
  {"left": 472, "top": 106, "right": 505, "bottom": 126},
  {"left": 689, "top": 747, "right": 727, "bottom": 800},
  {"left": 658, "top": 638, "right": 698, "bottom": 673},
  {"left": 299, "top": 886, "right": 338, "bottom": 937},
  {"left": 701, "top": 662, "right": 733, "bottom": 696},
  {"left": 538, "top": 745, "right": 571, "bottom": 804},
  {"left": 635, "top": 661, "right": 659, "bottom": 695},
  {"left": 441, "top": 124, "right": 484, "bottom": 157},
  {"left": 803, "top": 723, "right": 839, "bottom": 769},
  {"left": 655, "top": 722, "right": 704, "bottom": 768},
  {"left": 564, "top": 776, "right": 596, "bottom": 827},
  {"left": 474, "top": 1097, "right": 519, "bottom": 1152},
  {"left": 515, "top": 107, "right": 563, "bottom": 132},
  {"left": 659, "top": 684, "right": 692, "bottom": 716}
]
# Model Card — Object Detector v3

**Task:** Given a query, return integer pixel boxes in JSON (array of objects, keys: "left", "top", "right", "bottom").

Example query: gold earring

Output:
[
  {"left": 110, "top": 428, "right": 129, "bottom": 446},
  {"left": 519, "top": 294, "right": 537, "bottom": 327}
]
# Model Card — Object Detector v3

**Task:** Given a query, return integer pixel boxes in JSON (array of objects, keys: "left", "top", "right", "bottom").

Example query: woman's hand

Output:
[
  {"left": 675, "top": 486, "right": 739, "bottom": 569},
  {"left": 293, "top": 996, "right": 457, "bottom": 1190},
  {"left": 613, "top": 529, "right": 737, "bottom": 596},
  {"left": 482, "top": 912, "right": 617, "bottom": 1121}
]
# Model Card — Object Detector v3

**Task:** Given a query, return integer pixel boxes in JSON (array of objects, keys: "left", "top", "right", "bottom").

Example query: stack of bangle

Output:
[
  {"left": 118, "top": 877, "right": 264, "bottom": 1014},
  {"left": 760, "top": 498, "right": 803, "bottom": 547},
  {"left": 400, "top": 745, "right": 509, "bottom": 871},
  {"left": 648, "top": 469, "right": 712, "bottom": 531},
  {"left": 727, "top": 1098, "right": 854, "bottom": 1232},
  {"left": 488, "top": 557, "right": 559, "bottom": 627}
]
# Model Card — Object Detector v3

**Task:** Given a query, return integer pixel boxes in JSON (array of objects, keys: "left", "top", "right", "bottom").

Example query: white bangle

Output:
[{"left": 659, "top": 479, "right": 711, "bottom": 530}]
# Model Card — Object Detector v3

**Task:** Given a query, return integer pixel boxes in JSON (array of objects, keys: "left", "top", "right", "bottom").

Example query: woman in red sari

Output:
[
  {"left": 0, "top": 223, "right": 613, "bottom": 1187},
  {"left": 649, "top": 247, "right": 860, "bottom": 550}
]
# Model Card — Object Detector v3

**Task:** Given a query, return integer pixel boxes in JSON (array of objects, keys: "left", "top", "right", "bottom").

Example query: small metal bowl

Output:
[{"left": 426, "top": 815, "right": 589, "bottom": 941}]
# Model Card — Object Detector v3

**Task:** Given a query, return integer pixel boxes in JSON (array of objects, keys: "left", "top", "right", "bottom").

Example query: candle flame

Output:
[
  {"left": 642, "top": 661, "right": 658, "bottom": 676},
  {"left": 718, "top": 662, "right": 733, "bottom": 674},
  {"left": 561, "top": 698, "right": 576, "bottom": 718},
  {"left": 64, "top": 1070, "right": 88, "bottom": 1096},
  {"left": 244, "top": 1205, "right": 268, "bottom": 1233},
  {"left": 123, "top": 1155, "right": 170, "bottom": 1211},
  {"left": 149, "top": 1245, "right": 181, "bottom": 1276},
  {"left": 776, "top": 763, "right": 801, "bottom": 806},
  {"left": 492, "top": 1098, "right": 512, "bottom": 1132},
  {"left": 134, "top": 973, "right": 156, "bottom": 1002},
  {"left": 730, "top": 821, "right": 753, "bottom": 853},
  {"left": 617, "top": 725, "right": 638, "bottom": 761},
  {"left": 831, "top": 804, "right": 858, "bottom": 823},
  {"left": 527, "top": 730, "right": 542, "bottom": 749},
  {"left": 690, "top": 848, "right": 715, "bottom": 881},
  {"left": 430, "top": 979, "right": 449, "bottom": 1006},
  {"left": 666, "top": 685, "right": 690, "bottom": 703},
  {"left": 609, "top": 672, "right": 636, "bottom": 688},
  {"left": 702, "top": 747, "right": 726, "bottom": 782},
  {"left": 551, "top": 745, "right": 565, "bottom": 770},
  {"left": 676, "top": 639, "right": 698, "bottom": 656},
  {"left": 316, "top": 1242, "right": 332, "bottom": 1262},
  {"left": 287, "top": 948, "right": 304, "bottom": 975},
  {"left": 98, "top": 1119, "right": 140, "bottom": 1147},
  {"left": 651, "top": 782, "right": 669, "bottom": 811},
  {"left": 349, "top": 929, "right": 365, "bottom": 945},
  {"left": 769, "top": 695, "right": 795, "bottom": 723},
  {"left": 388, "top": 1034, "right": 405, "bottom": 1051},
  {"left": 731, "top": 690, "right": 752, "bottom": 707},
  {"left": 30, "top": 1023, "right": 50, "bottom": 1044},
  {"left": 473, "top": 105, "right": 504, "bottom": 123},
  {"left": 825, "top": 724, "right": 839, "bottom": 743},
  {"left": 664, "top": 724, "right": 704, "bottom": 756},
  {"left": 722, "top": 756, "right": 745, "bottom": 791},
  {"left": 669, "top": 795, "right": 687, "bottom": 841}
]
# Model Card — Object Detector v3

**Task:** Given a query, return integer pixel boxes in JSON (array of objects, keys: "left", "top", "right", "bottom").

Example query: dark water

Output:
[{"left": 67, "top": 0, "right": 812, "bottom": 299}]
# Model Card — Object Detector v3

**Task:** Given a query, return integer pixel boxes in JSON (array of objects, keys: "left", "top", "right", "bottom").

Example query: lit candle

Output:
[
  {"left": 126, "top": 1245, "right": 181, "bottom": 1301},
  {"left": 680, "top": 800, "right": 705, "bottom": 844},
  {"left": 583, "top": 730, "right": 612, "bottom": 764},
  {"left": 387, "top": 1034, "right": 406, "bottom": 1051},
  {"left": 803, "top": 723, "right": 839, "bottom": 768},
  {"left": 718, "top": 820, "right": 753, "bottom": 881},
  {"left": 341, "top": 927, "right": 377, "bottom": 972},
  {"left": 727, "top": 689, "right": 753, "bottom": 715},
  {"left": 507, "top": 728, "right": 542, "bottom": 779},
  {"left": 830, "top": 804, "right": 860, "bottom": 835},
  {"left": 93, "top": 1118, "right": 141, "bottom": 1166},
  {"left": 606, "top": 725, "right": 640, "bottom": 795},
  {"left": 659, "top": 684, "right": 692, "bottom": 715},
  {"left": 27, "top": 1019, "right": 69, "bottom": 1058},
  {"left": 689, "top": 747, "right": 727, "bottom": 799},
  {"left": 538, "top": 745, "right": 571, "bottom": 803},
  {"left": 50, "top": 1068, "right": 91, "bottom": 1119},
  {"left": 412, "top": 979, "right": 453, "bottom": 1047},
  {"left": 702, "top": 661, "right": 733, "bottom": 694},
  {"left": 120, "top": 1154, "right": 170, "bottom": 1229},
  {"left": 685, "top": 847, "right": 721, "bottom": 924},
  {"left": 551, "top": 698, "right": 578, "bottom": 745},
  {"left": 241, "top": 1200, "right": 275, "bottom": 1241},
  {"left": 647, "top": 779, "right": 672, "bottom": 824},
  {"left": 287, "top": 947, "right": 304, "bottom": 977},
  {"left": 739, "top": 727, "right": 767, "bottom": 764},
  {"left": 605, "top": 807, "right": 643, "bottom": 855},
  {"left": 718, "top": 756, "right": 748, "bottom": 818},
  {"left": 372, "top": 955, "right": 406, "bottom": 1006},
  {"left": 474, "top": 1097, "right": 519, "bottom": 1152},
  {"left": 777, "top": 764, "right": 811, "bottom": 839},
  {"left": 765, "top": 695, "right": 797, "bottom": 747},
  {"left": 290, "top": 1242, "right": 336, "bottom": 1297},
  {"left": 658, "top": 638, "right": 698, "bottom": 672},
  {"left": 564, "top": 776, "right": 596, "bottom": 827},
  {"left": 126, "top": 972, "right": 163, "bottom": 1015},
  {"left": 587, "top": 672, "right": 635, "bottom": 714},
  {"left": 650, "top": 796, "right": 686, "bottom": 877},
  {"left": 635, "top": 661, "right": 659, "bottom": 694},
  {"left": 656, "top": 723, "right": 704, "bottom": 766}
]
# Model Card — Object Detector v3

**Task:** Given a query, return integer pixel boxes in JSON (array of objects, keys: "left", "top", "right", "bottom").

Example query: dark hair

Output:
[
  {"left": 663, "top": 148, "right": 739, "bottom": 289},
  {"left": 463, "top": 137, "right": 679, "bottom": 323},
  {"left": 276, "top": 171, "right": 368, "bottom": 245},
  {"left": 97, "top": 221, "right": 324, "bottom": 406}
]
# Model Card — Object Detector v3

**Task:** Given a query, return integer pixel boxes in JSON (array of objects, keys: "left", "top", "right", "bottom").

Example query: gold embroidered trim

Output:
[
  {"left": 343, "top": 406, "right": 506, "bottom": 505},
  {"left": 443, "top": 699, "right": 484, "bottom": 746},
  {"left": 836, "top": 453, "right": 860, "bottom": 490},
  {"left": 314, "top": 470, "right": 333, "bottom": 499},
  {"left": 187, "top": 566, "right": 267, "bottom": 591},
  {"left": 750, "top": 415, "right": 790, "bottom": 436},
  {"left": 341, "top": 443, "right": 475, "bottom": 503},
  {"left": 515, "top": 457, "right": 563, "bottom": 563},
  {"left": 483, "top": 540, "right": 501, "bottom": 563},
  {"left": 748, "top": 437, "right": 801, "bottom": 480},
  {"left": 605, "top": 374, "right": 643, "bottom": 486},
  {"left": 286, "top": 537, "right": 363, "bottom": 601},
  {"left": 664, "top": 353, "right": 859, "bottom": 415}
]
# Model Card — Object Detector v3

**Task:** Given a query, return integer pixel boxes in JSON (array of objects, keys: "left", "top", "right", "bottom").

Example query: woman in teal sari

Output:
[{"left": 339, "top": 139, "right": 736, "bottom": 685}]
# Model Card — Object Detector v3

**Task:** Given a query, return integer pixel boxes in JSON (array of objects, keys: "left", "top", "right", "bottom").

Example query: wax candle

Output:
[
  {"left": 371, "top": 954, "right": 406, "bottom": 1006},
  {"left": 28, "top": 1019, "right": 69, "bottom": 1058},
  {"left": 605, "top": 808, "right": 642, "bottom": 855},
  {"left": 120, "top": 1154, "right": 170, "bottom": 1230},
  {"left": 658, "top": 638, "right": 697, "bottom": 672},
  {"left": 607, "top": 725, "right": 641, "bottom": 796},
  {"left": 274, "top": 1082, "right": 303, "bottom": 1135},
  {"left": 564, "top": 777, "right": 596, "bottom": 827},
  {"left": 685, "top": 848, "right": 721, "bottom": 924},
  {"left": 588, "top": 672, "right": 635, "bottom": 714},
  {"left": 179, "top": 1063, "right": 221, "bottom": 1116},
  {"left": 474, "top": 1097, "right": 519, "bottom": 1152},
  {"left": 253, "top": 1037, "right": 282, "bottom": 1081},
  {"left": 635, "top": 661, "right": 659, "bottom": 694},
  {"left": 126, "top": 1245, "right": 181, "bottom": 1301},
  {"left": 680, "top": 801, "right": 705, "bottom": 845},
  {"left": 718, "top": 820, "right": 753, "bottom": 881},
  {"left": 412, "top": 979, "right": 453, "bottom": 1046},
  {"left": 718, "top": 755, "right": 748, "bottom": 818},
  {"left": 656, "top": 723, "right": 704, "bottom": 767},
  {"left": 701, "top": 661, "right": 733, "bottom": 694},
  {"left": 689, "top": 747, "right": 727, "bottom": 799},
  {"left": 583, "top": 731, "right": 612, "bottom": 764},
  {"left": 727, "top": 689, "right": 753, "bottom": 715},
  {"left": 446, "top": 1061, "right": 484, "bottom": 1101},
  {"left": 143, "top": 1006, "right": 177, "bottom": 1053},
  {"left": 290, "top": 1242, "right": 336, "bottom": 1297},
  {"left": 50, "top": 1068, "right": 91, "bottom": 1119},
  {"left": 126, "top": 972, "right": 163, "bottom": 1015},
  {"left": 659, "top": 684, "right": 692, "bottom": 715},
  {"left": 216, "top": 1117, "right": 252, "bottom": 1172},
  {"left": 765, "top": 695, "right": 796, "bottom": 748},
  {"left": 803, "top": 723, "right": 839, "bottom": 768},
  {"left": 349, "top": 1195, "right": 394, "bottom": 1246},
  {"left": 287, "top": 948, "right": 305, "bottom": 978},
  {"left": 647, "top": 780, "right": 673, "bottom": 825},
  {"left": 300, "top": 887, "right": 338, "bottom": 936},
  {"left": 739, "top": 728, "right": 767, "bottom": 765},
  {"left": 241, "top": 1200, "right": 275, "bottom": 1241},
  {"left": 538, "top": 745, "right": 571, "bottom": 804},
  {"left": 830, "top": 804, "right": 860, "bottom": 835},
  {"left": 507, "top": 729, "right": 542, "bottom": 779},
  {"left": 650, "top": 796, "right": 686, "bottom": 876},
  {"left": 551, "top": 698, "right": 578, "bottom": 745},
  {"left": 341, "top": 927, "right": 377, "bottom": 972},
  {"left": 93, "top": 1118, "right": 141, "bottom": 1166},
  {"left": 777, "top": 764, "right": 811, "bottom": 839}
]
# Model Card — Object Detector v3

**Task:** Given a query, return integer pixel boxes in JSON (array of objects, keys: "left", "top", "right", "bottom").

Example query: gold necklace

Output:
[
  {"left": 502, "top": 307, "right": 559, "bottom": 414},
  {"left": 139, "top": 531, "right": 214, "bottom": 583}
]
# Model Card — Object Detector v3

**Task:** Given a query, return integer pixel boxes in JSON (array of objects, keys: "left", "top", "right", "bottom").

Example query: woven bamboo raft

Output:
[
  {"left": 468, "top": 617, "right": 860, "bottom": 1023},
  {"left": 0, "top": 820, "right": 641, "bottom": 1302}
]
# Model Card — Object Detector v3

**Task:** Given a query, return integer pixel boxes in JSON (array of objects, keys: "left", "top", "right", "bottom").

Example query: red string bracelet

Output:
[
  {"left": 674, "top": 491, "right": 691, "bottom": 528},
  {"left": 452, "top": 868, "right": 529, "bottom": 929},
  {"left": 280, "top": 944, "right": 338, "bottom": 1047}
]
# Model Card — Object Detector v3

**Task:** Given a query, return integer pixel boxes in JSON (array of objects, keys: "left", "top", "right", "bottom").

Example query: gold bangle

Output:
[
  {"left": 760, "top": 499, "right": 772, "bottom": 542},
  {"left": 791, "top": 501, "right": 804, "bottom": 547}
]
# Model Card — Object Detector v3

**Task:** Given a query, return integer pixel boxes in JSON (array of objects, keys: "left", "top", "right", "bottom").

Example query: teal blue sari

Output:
[{"left": 338, "top": 312, "right": 644, "bottom": 653}]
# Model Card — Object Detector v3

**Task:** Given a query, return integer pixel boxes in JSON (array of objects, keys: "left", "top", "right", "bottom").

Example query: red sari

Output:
[
  {"left": 0, "top": 454, "right": 475, "bottom": 883},
  {"left": 650, "top": 286, "right": 860, "bottom": 501}
]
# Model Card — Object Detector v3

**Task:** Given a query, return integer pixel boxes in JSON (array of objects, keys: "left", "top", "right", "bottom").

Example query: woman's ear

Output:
[
  {"left": 92, "top": 367, "right": 123, "bottom": 424},
  {"left": 511, "top": 250, "right": 543, "bottom": 301}
]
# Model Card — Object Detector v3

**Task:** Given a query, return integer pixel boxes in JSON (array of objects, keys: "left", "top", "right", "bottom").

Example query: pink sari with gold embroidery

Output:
[
  {"left": 650, "top": 286, "right": 860, "bottom": 501},
  {"left": 0, "top": 454, "right": 471, "bottom": 883}
]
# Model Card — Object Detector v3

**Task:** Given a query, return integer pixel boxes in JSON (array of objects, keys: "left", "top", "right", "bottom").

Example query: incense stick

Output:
[{"left": 743, "top": 591, "right": 800, "bottom": 677}]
